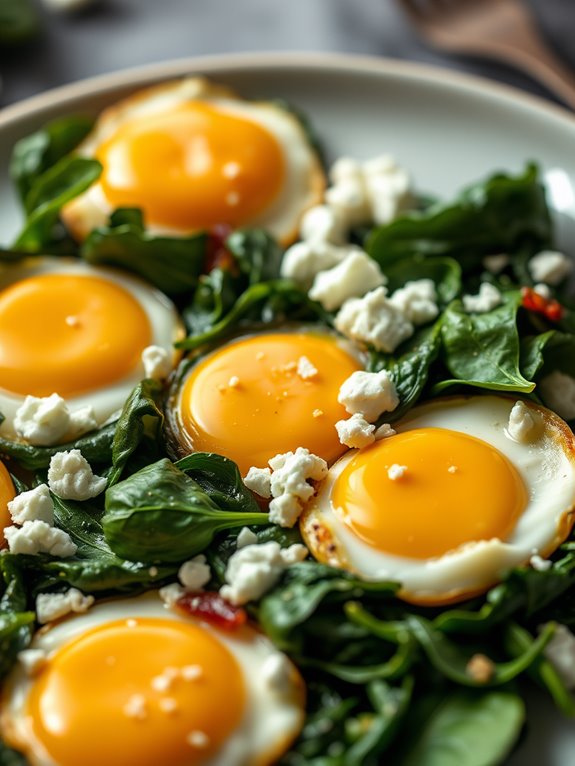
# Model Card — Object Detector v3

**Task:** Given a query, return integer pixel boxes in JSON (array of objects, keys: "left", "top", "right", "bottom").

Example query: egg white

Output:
[
  {"left": 0, "top": 591, "right": 305, "bottom": 766},
  {"left": 0, "top": 257, "right": 182, "bottom": 441},
  {"left": 301, "top": 395, "right": 575, "bottom": 604},
  {"left": 61, "top": 77, "right": 325, "bottom": 245}
]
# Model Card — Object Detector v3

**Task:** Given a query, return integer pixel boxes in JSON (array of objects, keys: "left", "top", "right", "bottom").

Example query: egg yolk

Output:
[
  {"left": 332, "top": 428, "right": 527, "bottom": 559},
  {"left": 0, "top": 273, "right": 152, "bottom": 397},
  {"left": 0, "top": 461, "right": 16, "bottom": 547},
  {"left": 96, "top": 102, "right": 286, "bottom": 230},
  {"left": 25, "top": 617, "right": 246, "bottom": 766},
  {"left": 178, "top": 332, "right": 361, "bottom": 475}
]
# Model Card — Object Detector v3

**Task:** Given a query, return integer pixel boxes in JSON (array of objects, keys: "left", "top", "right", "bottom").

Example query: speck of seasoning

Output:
[
  {"left": 226, "top": 191, "right": 240, "bottom": 207},
  {"left": 312, "top": 409, "right": 324, "bottom": 418},
  {"left": 123, "top": 694, "right": 148, "bottom": 720},
  {"left": 186, "top": 730, "right": 210, "bottom": 749},
  {"left": 447, "top": 465, "right": 458, "bottom": 474},
  {"left": 466, "top": 653, "right": 495, "bottom": 683},
  {"left": 149, "top": 566, "right": 159, "bottom": 578},
  {"left": 228, "top": 375, "right": 240, "bottom": 388},
  {"left": 65, "top": 315, "right": 80, "bottom": 328},
  {"left": 217, "top": 384, "right": 226, "bottom": 393},
  {"left": 159, "top": 697, "right": 179, "bottom": 715},
  {"left": 256, "top": 351, "right": 265, "bottom": 361},
  {"left": 181, "top": 664, "right": 203, "bottom": 681}
]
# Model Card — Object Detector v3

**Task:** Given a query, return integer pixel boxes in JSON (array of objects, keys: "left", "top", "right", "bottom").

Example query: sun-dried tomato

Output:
[
  {"left": 176, "top": 591, "right": 247, "bottom": 631},
  {"left": 204, "top": 224, "right": 237, "bottom": 273},
  {"left": 521, "top": 286, "right": 564, "bottom": 322}
]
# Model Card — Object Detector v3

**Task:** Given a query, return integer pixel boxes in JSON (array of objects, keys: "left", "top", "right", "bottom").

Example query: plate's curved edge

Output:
[{"left": 2, "top": 50, "right": 575, "bottom": 131}]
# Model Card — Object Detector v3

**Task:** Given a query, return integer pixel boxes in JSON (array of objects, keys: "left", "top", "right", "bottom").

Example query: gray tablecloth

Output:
[{"left": 1, "top": 0, "right": 573, "bottom": 108}]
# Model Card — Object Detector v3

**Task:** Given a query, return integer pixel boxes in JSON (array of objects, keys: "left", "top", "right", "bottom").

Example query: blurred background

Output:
[{"left": 0, "top": 0, "right": 573, "bottom": 109}]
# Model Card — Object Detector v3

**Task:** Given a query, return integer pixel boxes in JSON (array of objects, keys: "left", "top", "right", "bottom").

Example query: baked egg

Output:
[
  {"left": 301, "top": 396, "right": 575, "bottom": 605},
  {"left": 61, "top": 78, "right": 325, "bottom": 245}
]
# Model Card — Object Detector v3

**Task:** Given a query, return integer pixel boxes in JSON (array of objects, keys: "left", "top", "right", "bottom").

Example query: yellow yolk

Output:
[
  {"left": 0, "top": 273, "right": 152, "bottom": 397},
  {"left": 178, "top": 332, "right": 361, "bottom": 475},
  {"left": 332, "top": 428, "right": 527, "bottom": 559},
  {"left": 0, "top": 461, "right": 15, "bottom": 547},
  {"left": 96, "top": 102, "right": 286, "bottom": 230},
  {"left": 25, "top": 617, "right": 246, "bottom": 766}
]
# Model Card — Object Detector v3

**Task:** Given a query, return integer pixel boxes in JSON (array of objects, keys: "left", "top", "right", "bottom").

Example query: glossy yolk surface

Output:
[
  {"left": 96, "top": 102, "right": 286, "bottom": 230},
  {"left": 0, "top": 461, "right": 16, "bottom": 547},
  {"left": 0, "top": 273, "right": 151, "bottom": 397},
  {"left": 178, "top": 332, "right": 361, "bottom": 475},
  {"left": 26, "top": 617, "right": 246, "bottom": 766},
  {"left": 333, "top": 428, "right": 527, "bottom": 559}
]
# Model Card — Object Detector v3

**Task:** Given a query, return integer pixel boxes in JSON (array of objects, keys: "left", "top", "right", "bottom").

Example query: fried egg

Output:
[
  {"left": 61, "top": 78, "right": 325, "bottom": 245},
  {"left": 167, "top": 329, "right": 362, "bottom": 475},
  {"left": 0, "top": 460, "right": 15, "bottom": 546},
  {"left": 0, "top": 592, "right": 305, "bottom": 766},
  {"left": 301, "top": 396, "right": 575, "bottom": 605},
  {"left": 0, "top": 257, "right": 182, "bottom": 440}
]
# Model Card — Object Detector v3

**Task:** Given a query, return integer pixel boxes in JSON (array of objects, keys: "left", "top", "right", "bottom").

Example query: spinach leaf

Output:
[
  {"left": 0, "top": 739, "right": 28, "bottom": 765},
  {"left": 103, "top": 458, "right": 269, "bottom": 562},
  {"left": 10, "top": 116, "right": 93, "bottom": 203},
  {"left": 0, "top": 558, "right": 34, "bottom": 681},
  {"left": 226, "top": 228, "right": 283, "bottom": 283},
  {"left": 0, "top": 0, "right": 39, "bottom": 46},
  {"left": 437, "top": 292, "right": 535, "bottom": 393},
  {"left": 519, "top": 330, "right": 557, "bottom": 381},
  {"left": 175, "top": 453, "right": 259, "bottom": 515},
  {"left": 81, "top": 209, "right": 207, "bottom": 295},
  {"left": 13, "top": 157, "right": 102, "bottom": 251},
  {"left": 397, "top": 690, "right": 525, "bottom": 766},
  {"left": 0, "top": 421, "right": 115, "bottom": 471},
  {"left": 368, "top": 164, "right": 551, "bottom": 272},
  {"left": 182, "top": 267, "right": 238, "bottom": 336},
  {"left": 108, "top": 379, "right": 164, "bottom": 486}
]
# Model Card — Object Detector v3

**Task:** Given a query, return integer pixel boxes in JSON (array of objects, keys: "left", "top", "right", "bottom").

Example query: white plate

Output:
[{"left": 1, "top": 52, "right": 574, "bottom": 764}]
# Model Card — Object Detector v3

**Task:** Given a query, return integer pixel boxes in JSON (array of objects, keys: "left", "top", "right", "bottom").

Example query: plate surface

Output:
[{"left": 1, "top": 52, "right": 575, "bottom": 764}]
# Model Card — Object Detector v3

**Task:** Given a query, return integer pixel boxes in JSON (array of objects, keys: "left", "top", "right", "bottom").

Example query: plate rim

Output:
[{"left": 2, "top": 50, "right": 575, "bottom": 132}]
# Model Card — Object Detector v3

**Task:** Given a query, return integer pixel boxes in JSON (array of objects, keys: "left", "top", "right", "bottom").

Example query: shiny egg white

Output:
[
  {"left": 0, "top": 591, "right": 305, "bottom": 766},
  {"left": 301, "top": 396, "right": 575, "bottom": 605},
  {"left": 61, "top": 77, "right": 325, "bottom": 245},
  {"left": 0, "top": 257, "right": 182, "bottom": 441}
]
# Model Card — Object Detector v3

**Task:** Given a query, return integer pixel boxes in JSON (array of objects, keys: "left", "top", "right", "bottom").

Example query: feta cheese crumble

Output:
[
  {"left": 308, "top": 250, "right": 386, "bottom": 311},
  {"left": 280, "top": 241, "right": 346, "bottom": 288},
  {"left": 178, "top": 555, "right": 211, "bottom": 591},
  {"left": 243, "top": 466, "right": 272, "bottom": 499},
  {"left": 482, "top": 254, "right": 509, "bottom": 274},
  {"left": 267, "top": 448, "right": 328, "bottom": 527},
  {"left": 299, "top": 204, "right": 346, "bottom": 245},
  {"left": 335, "top": 413, "right": 376, "bottom": 449},
  {"left": 375, "top": 423, "right": 396, "bottom": 440},
  {"left": 530, "top": 554, "right": 552, "bottom": 572},
  {"left": 543, "top": 623, "right": 575, "bottom": 689},
  {"left": 48, "top": 449, "right": 107, "bottom": 500},
  {"left": 142, "top": 345, "right": 171, "bottom": 380},
  {"left": 387, "top": 464, "right": 407, "bottom": 481},
  {"left": 8, "top": 484, "right": 54, "bottom": 525},
  {"left": 529, "top": 250, "right": 572, "bottom": 285},
  {"left": 462, "top": 282, "right": 503, "bottom": 313},
  {"left": 334, "top": 286, "right": 414, "bottom": 353},
  {"left": 36, "top": 588, "right": 94, "bottom": 624},
  {"left": 14, "top": 394, "right": 97, "bottom": 446},
  {"left": 297, "top": 355, "right": 318, "bottom": 380},
  {"left": 507, "top": 401, "right": 537, "bottom": 444},
  {"left": 389, "top": 279, "right": 439, "bottom": 325},
  {"left": 220, "top": 541, "right": 308, "bottom": 605},
  {"left": 4, "top": 520, "right": 77, "bottom": 557},
  {"left": 236, "top": 527, "right": 258, "bottom": 548},
  {"left": 338, "top": 369, "right": 399, "bottom": 422}
]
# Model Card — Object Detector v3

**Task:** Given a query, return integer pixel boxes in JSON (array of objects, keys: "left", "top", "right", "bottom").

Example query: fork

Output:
[{"left": 397, "top": 0, "right": 575, "bottom": 110}]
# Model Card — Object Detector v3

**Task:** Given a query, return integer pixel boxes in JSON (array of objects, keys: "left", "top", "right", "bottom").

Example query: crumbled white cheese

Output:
[
  {"left": 325, "top": 177, "right": 371, "bottom": 229},
  {"left": 36, "top": 588, "right": 94, "bottom": 624},
  {"left": 462, "top": 282, "right": 503, "bottom": 313},
  {"left": 362, "top": 155, "right": 412, "bottom": 226},
  {"left": 530, "top": 554, "right": 552, "bottom": 571},
  {"left": 482, "top": 254, "right": 510, "bottom": 274},
  {"left": 309, "top": 250, "right": 386, "bottom": 311},
  {"left": 178, "top": 555, "right": 211, "bottom": 591},
  {"left": 236, "top": 527, "right": 258, "bottom": 548},
  {"left": 299, "top": 204, "right": 346, "bottom": 245},
  {"left": 374, "top": 423, "right": 396, "bottom": 440},
  {"left": 507, "top": 401, "right": 537, "bottom": 443},
  {"left": 529, "top": 250, "right": 572, "bottom": 285},
  {"left": 297, "top": 355, "right": 318, "bottom": 380},
  {"left": 68, "top": 406, "right": 98, "bottom": 439},
  {"left": 159, "top": 583, "right": 185, "bottom": 607},
  {"left": 243, "top": 466, "right": 272, "bottom": 499},
  {"left": 261, "top": 652, "right": 294, "bottom": 694},
  {"left": 335, "top": 413, "right": 376, "bottom": 449},
  {"left": 389, "top": 279, "right": 438, "bottom": 326},
  {"left": 280, "top": 240, "right": 346, "bottom": 288},
  {"left": 539, "top": 371, "right": 575, "bottom": 420},
  {"left": 14, "top": 394, "right": 72, "bottom": 446},
  {"left": 267, "top": 448, "right": 328, "bottom": 527},
  {"left": 543, "top": 624, "right": 575, "bottom": 689},
  {"left": 142, "top": 345, "right": 171, "bottom": 380},
  {"left": 8, "top": 484, "right": 54, "bottom": 525},
  {"left": 4, "top": 520, "right": 77, "bottom": 557},
  {"left": 123, "top": 694, "right": 148, "bottom": 720},
  {"left": 220, "top": 542, "right": 308, "bottom": 605},
  {"left": 334, "top": 286, "right": 414, "bottom": 353},
  {"left": 47, "top": 449, "right": 107, "bottom": 500},
  {"left": 338, "top": 369, "right": 399, "bottom": 422},
  {"left": 330, "top": 156, "right": 364, "bottom": 185},
  {"left": 388, "top": 464, "right": 407, "bottom": 480},
  {"left": 533, "top": 282, "right": 552, "bottom": 298},
  {"left": 17, "top": 648, "right": 47, "bottom": 676}
]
